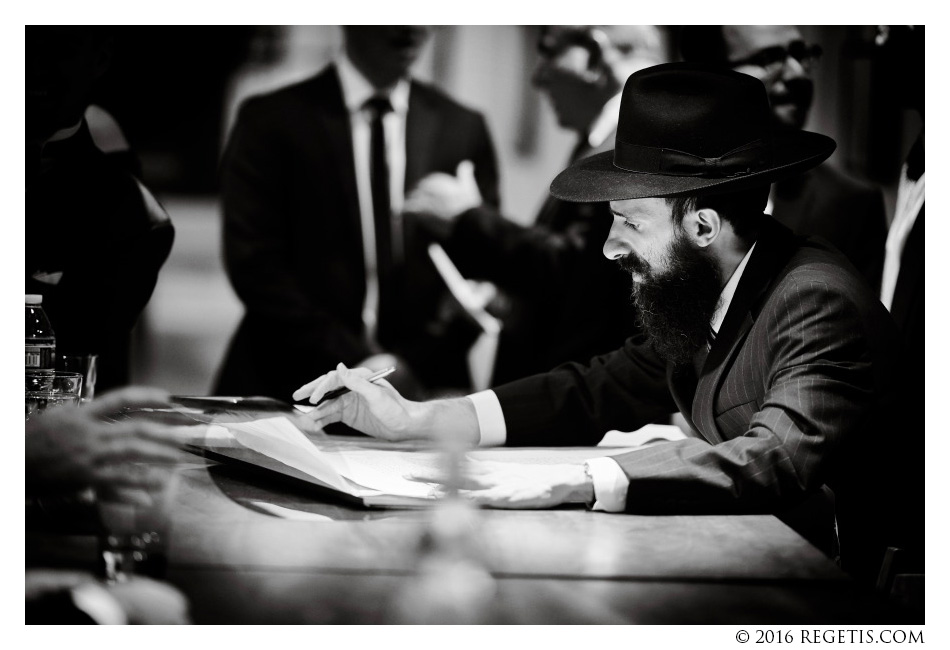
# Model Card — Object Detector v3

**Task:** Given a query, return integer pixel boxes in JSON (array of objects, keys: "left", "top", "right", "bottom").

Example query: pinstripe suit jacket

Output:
[{"left": 495, "top": 216, "right": 908, "bottom": 579}]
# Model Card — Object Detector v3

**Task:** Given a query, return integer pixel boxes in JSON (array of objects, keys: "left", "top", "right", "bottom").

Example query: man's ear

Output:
[{"left": 682, "top": 208, "right": 721, "bottom": 248}]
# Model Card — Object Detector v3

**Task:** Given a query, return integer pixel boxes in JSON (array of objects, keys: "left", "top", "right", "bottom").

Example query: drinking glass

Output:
[
  {"left": 97, "top": 472, "right": 176, "bottom": 583},
  {"left": 25, "top": 370, "right": 83, "bottom": 420},
  {"left": 57, "top": 354, "right": 98, "bottom": 403}
]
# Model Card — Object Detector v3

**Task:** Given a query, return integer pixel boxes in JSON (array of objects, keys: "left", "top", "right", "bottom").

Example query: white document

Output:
[
  {"left": 323, "top": 448, "right": 440, "bottom": 498},
  {"left": 598, "top": 424, "right": 687, "bottom": 447},
  {"left": 217, "top": 418, "right": 686, "bottom": 506},
  {"left": 225, "top": 418, "right": 353, "bottom": 493},
  {"left": 427, "top": 243, "right": 502, "bottom": 391},
  {"left": 222, "top": 417, "right": 435, "bottom": 499}
]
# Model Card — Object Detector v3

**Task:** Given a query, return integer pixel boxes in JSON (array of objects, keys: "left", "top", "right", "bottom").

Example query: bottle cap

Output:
[{"left": 25, "top": 294, "right": 43, "bottom": 305}]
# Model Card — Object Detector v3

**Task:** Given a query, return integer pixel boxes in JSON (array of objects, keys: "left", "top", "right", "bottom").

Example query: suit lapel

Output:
[
  {"left": 692, "top": 217, "right": 799, "bottom": 442},
  {"left": 405, "top": 82, "right": 440, "bottom": 190},
  {"left": 669, "top": 364, "right": 701, "bottom": 435}
]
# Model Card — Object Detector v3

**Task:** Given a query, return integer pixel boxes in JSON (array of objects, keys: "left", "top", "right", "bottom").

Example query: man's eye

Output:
[{"left": 623, "top": 221, "right": 640, "bottom": 231}]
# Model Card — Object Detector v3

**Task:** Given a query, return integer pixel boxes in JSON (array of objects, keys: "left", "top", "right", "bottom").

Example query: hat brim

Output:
[{"left": 550, "top": 130, "right": 836, "bottom": 202}]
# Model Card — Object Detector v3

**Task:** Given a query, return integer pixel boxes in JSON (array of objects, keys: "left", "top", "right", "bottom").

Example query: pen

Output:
[{"left": 312, "top": 366, "right": 396, "bottom": 407}]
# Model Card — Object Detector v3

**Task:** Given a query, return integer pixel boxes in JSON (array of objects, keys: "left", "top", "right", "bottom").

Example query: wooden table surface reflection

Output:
[
  {"left": 141, "top": 404, "right": 896, "bottom": 624},
  {"left": 29, "top": 405, "right": 903, "bottom": 624}
]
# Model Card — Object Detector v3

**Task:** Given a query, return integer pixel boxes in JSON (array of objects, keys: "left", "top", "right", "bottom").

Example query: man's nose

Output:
[
  {"left": 602, "top": 217, "right": 632, "bottom": 260},
  {"left": 781, "top": 53, "right": 809, "bottom": 81}
]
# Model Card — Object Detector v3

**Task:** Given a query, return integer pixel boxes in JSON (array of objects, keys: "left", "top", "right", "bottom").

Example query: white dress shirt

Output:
[
  {"left": 335, "top": 54, "right": 411, "bottom": 342},
  {"left": 880, "top": 166, "right": 925, "bottom": 311},
  {"left": 468, "top": 243, "right": 757, "bottom": 511}
]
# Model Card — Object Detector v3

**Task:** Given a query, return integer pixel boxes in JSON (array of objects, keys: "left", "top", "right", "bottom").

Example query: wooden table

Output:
[
  {"left": 28, "top": 407, "right": 904, "bottom": 624},
  {"left": 162, "top": 462, "right": 897, "bottom": 624}
]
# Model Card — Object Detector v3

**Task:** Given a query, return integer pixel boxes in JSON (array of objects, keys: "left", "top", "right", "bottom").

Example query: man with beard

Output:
[
  {"left": 681, "top": 26, "right": 888, "bottom": 291},
  {"left": 294, "top": 63, "right": 910, "bottom": 583}
]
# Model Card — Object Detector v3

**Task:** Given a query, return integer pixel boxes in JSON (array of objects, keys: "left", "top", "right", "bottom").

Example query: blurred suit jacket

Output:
[
  {"left": 26, "top": 122, "right": 174, "bottom": 391},
  {"left": 217, "top": 65, "right": 499, "bottom": 399},
  {"left": 772, "top": 163, "right": 887, "bottom": 291},
  {"left": 440, "top": 132, "right": 637, "bottom": 384},
  {"left": 888, "top": 178, "right": 925, "bottom": 568},
  {"left": 494, "top": 216, "right": 911, "bottom": 582}
]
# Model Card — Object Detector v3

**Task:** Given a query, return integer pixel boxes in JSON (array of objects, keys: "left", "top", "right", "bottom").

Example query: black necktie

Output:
[
  {"left": 692, "top": 344, "right": 709, "bottom": 380},
  {"left": 365, "top": 96, "right": 396, "bottom": 339},
  {"left": 569, "top": 135, "right": 590, "bottom": 163}
]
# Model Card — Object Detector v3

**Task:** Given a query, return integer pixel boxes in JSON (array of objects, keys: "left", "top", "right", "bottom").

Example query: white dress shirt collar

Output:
[
  {"left": 711, "top": 242, "right": 756, "bottom": 335},
  {"left": 587, "top": 92, "right": 622, "bottom": 149},
  {"left": 336, "top": 53, "right": 410, "bottom": 116}
]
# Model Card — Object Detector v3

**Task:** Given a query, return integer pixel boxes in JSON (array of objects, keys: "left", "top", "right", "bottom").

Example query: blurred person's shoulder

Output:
[{"left": 237, "top": 64, "right": 341, "bottom": 121}]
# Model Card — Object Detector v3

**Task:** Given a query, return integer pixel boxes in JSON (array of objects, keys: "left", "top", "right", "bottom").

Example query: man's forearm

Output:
[{"left": 412, "top": 397, "right": 481, "bottom": 446}]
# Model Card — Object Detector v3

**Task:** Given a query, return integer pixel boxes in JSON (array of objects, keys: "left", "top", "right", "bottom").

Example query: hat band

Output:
[{"left": 613, "top": 138, "right": 772, "bottom": 178}]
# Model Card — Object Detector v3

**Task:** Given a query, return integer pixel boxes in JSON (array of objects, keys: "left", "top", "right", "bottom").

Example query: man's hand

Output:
[
  {"left": 25, "top": 387, "right": 185, "bottom": 503},
  {"left": 292, "top": 363, "right": 481, "bottom": 445},
  {"left": 293, "top": 363, "right": 428, "bottom": 442},
  {"left": 355, "top": 353, "right": 424, "bottom": 400},
  {"left": 411, "top": 459, "right": 594, "bottom": 509},
  {"left": 404, "top": 160, "right": 482, "bottom": 222}
]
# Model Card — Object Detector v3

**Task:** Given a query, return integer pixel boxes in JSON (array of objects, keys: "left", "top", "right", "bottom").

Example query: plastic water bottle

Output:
[{"left": 25, "top": 294, "right": 56, "bottom": 370}]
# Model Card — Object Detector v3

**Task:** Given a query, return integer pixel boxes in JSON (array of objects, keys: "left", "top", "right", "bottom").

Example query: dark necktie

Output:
[
  {"left": 693, "top": 343, "right": 709, "bottom": 380},
  {"left": 569, "top": 135, "right": 590, "bottom": 163},
  {"left": 365, "top": 96, "right": 397, "bottom": 339}
]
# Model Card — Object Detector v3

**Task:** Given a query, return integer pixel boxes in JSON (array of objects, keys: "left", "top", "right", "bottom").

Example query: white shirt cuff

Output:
[
  {"left": 467, "top": 390, "right": 506, "bottom": 447},
  {"left": 585, "top": 457, "right": 629, "bottom": 512}
]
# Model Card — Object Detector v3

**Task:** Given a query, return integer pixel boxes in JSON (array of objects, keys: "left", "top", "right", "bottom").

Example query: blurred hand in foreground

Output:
[
  {"left": 26, "top": 387, "right": 185, "bottom": 505},
  {"left": 26, "top": 569, "right": 190, "bottom": 624}
]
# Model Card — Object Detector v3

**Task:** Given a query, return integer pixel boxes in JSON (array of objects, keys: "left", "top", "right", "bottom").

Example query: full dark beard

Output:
[{"left": 621, "top": 233, "right": 724, "bottom": 366}]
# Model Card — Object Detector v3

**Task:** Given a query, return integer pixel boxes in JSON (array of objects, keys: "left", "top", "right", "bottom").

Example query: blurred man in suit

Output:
[
  {"left": 218, "top": 26, "right": 499, "bottom": 400},
  {"left": 681, "top": 25, "right": 888, "bottom": 291},
  {"left": 405, "top": 26, "right": 663, "bottom": 384},
  {"left": 296, "top": 64, "right": 911, "bottom": 584},
  {"left": 26, "top": 26, "right": 174, "bottom": 391},
  {"left": 875, "top": 24, "right": 925, "bottom": 574}
]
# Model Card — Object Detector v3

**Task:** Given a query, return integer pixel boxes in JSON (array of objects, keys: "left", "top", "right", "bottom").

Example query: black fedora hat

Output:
[{"left": 550, "top": 62, "right": 836, "bottom": 202}]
